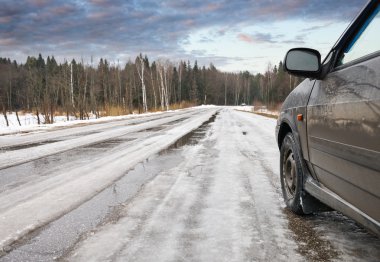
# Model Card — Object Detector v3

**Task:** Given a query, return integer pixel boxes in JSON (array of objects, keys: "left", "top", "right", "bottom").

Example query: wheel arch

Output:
[{"left": 277, "top": 121, "right": 293, "bottom": 150}]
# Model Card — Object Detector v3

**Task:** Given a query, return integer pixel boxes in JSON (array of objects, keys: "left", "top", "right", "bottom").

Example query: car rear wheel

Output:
[{"left": 280, "top": 132, "right": 305, "bottom": 215}]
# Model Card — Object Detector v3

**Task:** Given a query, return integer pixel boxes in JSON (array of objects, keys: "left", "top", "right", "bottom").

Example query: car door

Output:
[{"left": 307, "top": 3, "right": 380, "bottom": 222}]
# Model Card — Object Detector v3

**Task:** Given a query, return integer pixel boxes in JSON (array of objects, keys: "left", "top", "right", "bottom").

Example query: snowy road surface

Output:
[{"left": 0, "top": 107, "right": 379, "bottom": 261}]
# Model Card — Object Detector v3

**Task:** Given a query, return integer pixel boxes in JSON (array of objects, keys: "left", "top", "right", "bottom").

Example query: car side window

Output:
[{"left": 338, "top": 4, "right": 380, "bottom": 66}]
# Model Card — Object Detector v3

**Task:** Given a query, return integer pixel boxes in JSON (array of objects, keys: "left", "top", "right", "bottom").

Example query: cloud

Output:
[
  {"left": 50, "top": 5, "right": 77, "bottom": 16},
  {"left": 204, "top": 3, "right": 222, "bottom": 12},
  {"left": 0, "top": 0, "right": 366, "bottom": 67},
  {"left": 0, "top": 16, "right": 13, "bottom": 23},
  {"left": 199, "top": 36, "right": 214, "bottom": 43},
  {"left": 88, "top": 0, "right": 112, "bottom": 7},
  {"left": 237, "top": 33, "right": 281, "bottom": 44},
  {"left": 301, "top": 22, "right": 335, "bottom": 33},
  {"left": 238, "top": 34, "right": 254, "bottom": 44},
  {"left": 282, "top": 34, "right": 306, "bottom": 45},
  {"left": 191, "top": 50, "right": 208, "bottom": 56},
  {"left": 26, "top": 0, "right": 49, "bottom": 7},
  {"left": 0, "top": 38, "right": 18, "bottom": 46}
]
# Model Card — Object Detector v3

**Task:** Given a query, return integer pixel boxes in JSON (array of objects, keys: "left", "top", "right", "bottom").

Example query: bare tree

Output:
[
  {"left": 149, "top": 65, "right": 157, "bottom": 110},
  {"left": 156, "top": 61, "right": 170, "bottom": 111},
  {"left": 136, "top": 55, "right": 147, "bottom": 112}
]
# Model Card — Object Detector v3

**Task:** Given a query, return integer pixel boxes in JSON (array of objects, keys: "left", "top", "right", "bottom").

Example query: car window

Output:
[{"left": 338, "top": 4, "right": 380, "bottom": 65}]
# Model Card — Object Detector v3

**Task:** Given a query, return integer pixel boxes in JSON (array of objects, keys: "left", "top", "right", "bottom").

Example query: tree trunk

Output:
[
  {"left": 136, "top": 56, "right": 147, "bottom": 112},
  {"left": 36, "top": 109, "right": 41, "bottom": 125},
  {"left": 2, "top": 105, "right": 9, "bottom": 127},
  {"left": 50, "top": 103, "right": 54, "bottom": 124},
  {"left": 224, "top": 74, "right": 227, "bottom": 105},
  {"left": 16, "top": 110, "right": 21, "bottom": 126},
  {"left": 70, "top": 62, "right": 74, "bottom": 107},
  {"left": 150, "top": 69, "right": 157, "bottom": 110},
  {"left": 164, "top": 67, "right": 169, "bottom": 110},
  {"left": 178, "top": 63, "right": 182, "bottom": 103}
]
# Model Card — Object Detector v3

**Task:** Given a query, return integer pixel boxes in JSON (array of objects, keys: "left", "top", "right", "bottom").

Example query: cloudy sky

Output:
[{"left": 0, "top": 0, "right": 366, "bottom": 73}]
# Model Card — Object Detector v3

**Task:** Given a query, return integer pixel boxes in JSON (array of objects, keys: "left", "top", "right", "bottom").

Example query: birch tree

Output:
[
  {"left": 136, "top": 55, "right": 147, "bottom": 112},
  {"left": 157, "top": 60, "right": 169, "bottom": 111}
]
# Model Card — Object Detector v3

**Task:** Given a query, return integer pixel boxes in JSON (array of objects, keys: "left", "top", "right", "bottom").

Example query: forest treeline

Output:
[{"left": 0, "top": 54, "right": 301, "bottom": 125}]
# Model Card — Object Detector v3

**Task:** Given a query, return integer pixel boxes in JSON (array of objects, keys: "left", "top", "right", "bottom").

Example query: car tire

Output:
[{"left": 280, "top": 132, "right": 305, "bottom": 215}]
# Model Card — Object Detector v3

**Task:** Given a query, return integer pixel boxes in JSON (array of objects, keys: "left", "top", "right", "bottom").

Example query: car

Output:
[{"left": 276, "top": 0, "right": 379, "bottom": 236}]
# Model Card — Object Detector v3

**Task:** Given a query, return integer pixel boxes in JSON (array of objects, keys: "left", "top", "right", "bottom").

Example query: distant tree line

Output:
[{"left": 0, "top": 54, "right": 301, "bottom": 125}]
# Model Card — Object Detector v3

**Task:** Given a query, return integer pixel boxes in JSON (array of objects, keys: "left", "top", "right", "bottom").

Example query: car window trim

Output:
[
  {"left": 343, "top": 4, "right": 379, "bottom": 55},
  {"left": 332, "top": 1, "right": 379, "bottom": 69},
  {"left": 333, "top": 51, "right": 380, "bottom": 72}
]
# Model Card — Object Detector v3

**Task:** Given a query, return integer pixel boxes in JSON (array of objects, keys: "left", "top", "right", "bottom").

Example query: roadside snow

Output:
[{"left": 231, "top": 105, "right": 254, "bottom": 112}]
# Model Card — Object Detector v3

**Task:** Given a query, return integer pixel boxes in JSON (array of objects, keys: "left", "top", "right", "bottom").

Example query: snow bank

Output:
[{"left": 232, "top": 105, "right": 254, "bottom": 112}]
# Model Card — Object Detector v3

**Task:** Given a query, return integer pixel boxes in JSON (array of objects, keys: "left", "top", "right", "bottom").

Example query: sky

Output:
[{"left": 0, "top": 0, "right": 367, "bottom": 73}]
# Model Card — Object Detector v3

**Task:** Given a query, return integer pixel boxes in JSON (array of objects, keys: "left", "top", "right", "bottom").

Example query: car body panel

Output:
[
  {"left": 276, "top": 79, "right": 316, "bottom": 162},
  {"left": 307, "top": 55, "right": 380, "bottom": 222}
]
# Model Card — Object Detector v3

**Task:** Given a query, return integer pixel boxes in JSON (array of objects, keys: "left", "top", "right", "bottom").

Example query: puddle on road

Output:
[
  {"left": 0, "top": 147, "right": 99, "bottom": 194},
  {"left": 0, "top": 112, "right": 218, "bottom": 262},
  {"left": 137, "top": 117, "right": 192, "bottom": 133},
  {"left": 141, "top": 126, "right": 165, "bottom": 132},
  {"left": 0, "top": 137, "right": 136, "bottom": 194},
  {"left": 57, "top": 130, "right": 101, "bottom": 140},
  {"left": 164, "top": 113, "right": 217, "bottom": 151},
  {"left": 165, "top": 117, "right": 190, "bottom": 125},
  {"left": 0, "top": 131, "right": 101, "bottom": 152},
  {"left": 0, "top": 140, "right": 59, "bottom": 152},
  {"left": 84, "top": 138, "right": 136, "bottom": 149}
]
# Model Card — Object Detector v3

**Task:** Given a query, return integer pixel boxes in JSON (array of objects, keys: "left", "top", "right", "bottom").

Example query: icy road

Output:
[{"left": 0, "top": 107, "right": 379, "bottom": 262}]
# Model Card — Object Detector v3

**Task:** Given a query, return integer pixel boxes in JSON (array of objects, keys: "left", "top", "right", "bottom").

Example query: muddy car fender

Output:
[{"left": 276, "top": 78, "right": 316, "bottom": 163}]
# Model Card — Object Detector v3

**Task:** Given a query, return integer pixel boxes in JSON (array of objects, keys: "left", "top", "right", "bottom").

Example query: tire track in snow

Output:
[
  {"left": 0, "top": 109, "right": 208, "bottom": 170},
  {"left": 0, "top": 108, "right": 197, "bottom": 148}
]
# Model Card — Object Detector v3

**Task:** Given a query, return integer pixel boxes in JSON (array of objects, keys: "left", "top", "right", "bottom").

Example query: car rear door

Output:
[{"left": 306, "top": 3, "right": 380, "bottom": 222}]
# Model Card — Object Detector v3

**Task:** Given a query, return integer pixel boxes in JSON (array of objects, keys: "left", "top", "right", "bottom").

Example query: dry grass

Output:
[
  {"left": 101, "top": 106, "right": 130, "bottom": 116},
  {"left": 169, "top": 101, "right": 196, "bottom": 110},
  {"left": 250, "top": 102, "right": 281, "bottom": 120},
  {"left": 252, "top": 102, "right": 282, "bottom": 111},
  {"left": 253, "top": 112, "right": 278, "bottom": 119},
  {"left": 10, "top": 102, "right": 196, "bottom": 120},
  {"left": 267, "top": 103, "right": 283, "bottom": 112}
]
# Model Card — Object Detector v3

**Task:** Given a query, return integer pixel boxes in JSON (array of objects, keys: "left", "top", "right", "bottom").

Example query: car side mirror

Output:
[{"left": 284, "top": 48, "right": 321, "bottom": 79}]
